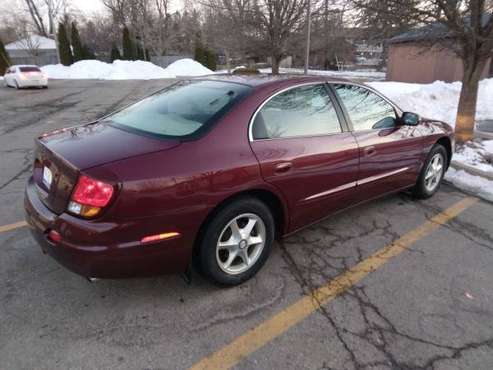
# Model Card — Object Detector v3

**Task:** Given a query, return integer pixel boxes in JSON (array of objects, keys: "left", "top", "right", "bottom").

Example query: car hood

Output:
[{"left": 39, "top": 121, "right": 181, "bottom": 170}]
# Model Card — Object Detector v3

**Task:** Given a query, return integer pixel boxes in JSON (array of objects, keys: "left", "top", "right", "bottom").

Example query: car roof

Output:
[{"left": 194, "top": 73, "right": 353, "bottom": 89}]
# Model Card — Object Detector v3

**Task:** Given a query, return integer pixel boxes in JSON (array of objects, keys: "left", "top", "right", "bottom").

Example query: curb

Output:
[
  {"left": 450, "top": 160, "right": 493, "bottom": 181},
  {"left": 475, "top": 130, "right": 493, "bottom": 139}
]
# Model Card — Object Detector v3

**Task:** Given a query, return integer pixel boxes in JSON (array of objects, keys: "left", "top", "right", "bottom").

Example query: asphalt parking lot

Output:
[{"left": 1, "top": 80, "right": 493, "bottom": 370}]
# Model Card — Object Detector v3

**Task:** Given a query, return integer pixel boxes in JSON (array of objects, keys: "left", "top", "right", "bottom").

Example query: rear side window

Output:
[
  {"left": 252, "top": 84, "right": 342, "bottom": 139},
  {"left": 106, "top": 80, "right": 251, "bottom": 138},
  {"left": 19, "top": 66, "right": 41, "bottom": 72},
  {"left": 334, "top": 84, "right": 397, "bottom": 131}
]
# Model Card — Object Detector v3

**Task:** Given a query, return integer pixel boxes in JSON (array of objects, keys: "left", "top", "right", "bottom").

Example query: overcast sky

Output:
[{"left": 0, "top": 0, "right": 184, "bottom": 19}]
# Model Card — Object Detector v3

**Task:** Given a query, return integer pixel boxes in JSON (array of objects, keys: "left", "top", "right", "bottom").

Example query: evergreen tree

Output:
[
  {"left": 110, "top": 43, "right": 121, "bottom": 62},
  {"left": 82, "top": 45, "right": 96, "bottom": 59},
  {"left": 57, "top": 22, "right": 73, "bottom": 66},
  {"left": 136, "top": 44, "right": 144, "bottom": 60},
  {"left": 71, "top": 22, "right": 84, "bottom": 62},
  {"left": 0, "top": 37, "right": 11, "bottom": 76},
  {"left": 204, "top": 48, "right": 217, "bottom": 71},
  {"left": 122, "top": 26, "right": 134, "bottom": 60},
  {"left": 194, "top": 42, "right": 205, "bottom": 66}
]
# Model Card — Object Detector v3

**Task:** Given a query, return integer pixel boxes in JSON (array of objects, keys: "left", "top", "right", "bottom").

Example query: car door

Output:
[
  {"left": 331, "top": 83, "right": 424, "bottom": 202},
  {"left": 249, "top": 83, "right": 360, "bottom": 232}
]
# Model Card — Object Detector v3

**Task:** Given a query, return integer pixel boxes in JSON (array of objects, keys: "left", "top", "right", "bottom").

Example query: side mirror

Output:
[{"left": 401, "top": 112, "right": 420, "bottom": 126}]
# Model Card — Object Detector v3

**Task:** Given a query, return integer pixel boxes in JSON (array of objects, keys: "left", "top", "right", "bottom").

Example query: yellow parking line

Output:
[
  {"left": 190, "top": 196, "right": 478, "bottom": 370},
  {"left": 0, "top": 221, "right": 27, "bottom": 234}
]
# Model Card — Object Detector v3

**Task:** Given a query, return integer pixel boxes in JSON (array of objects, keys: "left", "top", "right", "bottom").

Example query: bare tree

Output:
[
  {"left": 253, "top": 0, "right": 310, "bottom": 73},
  {"left": 23, "top": 0, "right": 67, "bottom": 36},
  {"left": 353, "top": 0, "right": 493, "bottom": 143},
  {"left": 14, "top": 17, "right": 42, "bottom": 64},
  {"left": 202, "top": 0, "right": 309, "bottom": 74},
  {"left": 148, "top": 0, "right": 171, "bottom": 56}
]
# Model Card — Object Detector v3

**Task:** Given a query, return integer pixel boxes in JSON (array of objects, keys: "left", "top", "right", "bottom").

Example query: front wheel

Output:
[
  {"left": 198, "top": 197, "right": 275, "bottom": 286},
  {"left": 413, "top": 144, "right": 447, "bottom": 199}
]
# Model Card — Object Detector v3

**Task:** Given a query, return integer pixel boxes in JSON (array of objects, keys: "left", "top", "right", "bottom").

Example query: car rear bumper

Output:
[
  {"left": 24, "top": 177, "right": 190, "bottom": 279},
  {"left": 18, "top": 78, "right": 48, "bottom": 87}
]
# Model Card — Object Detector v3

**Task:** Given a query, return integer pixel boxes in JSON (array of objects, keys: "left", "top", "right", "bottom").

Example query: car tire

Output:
[
  {"left": 413, "top": 144, "right": 447, "bottom": 199},
  {"left": 14, "top": 80, "right": 20, "bottom": 89},
  {"left": 43, "top": 85, "right": 48, "bottom": 89},
  {"left": 198, "top": 197, "right": 275, "bottom": 286}
]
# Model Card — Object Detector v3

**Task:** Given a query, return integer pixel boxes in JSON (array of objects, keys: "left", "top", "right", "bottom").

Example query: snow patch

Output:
[
  {"left": 41, "top": 58, "right": 212, "bottom": 80},
  {"left": 368, "top": 78, "right": 493, "bottom": 127},
  {"left": 445, "top": 168, "right": 493, "bottom": 202},
  {"left": 453, "top": 140, "right": 493, "bottom": 173}
]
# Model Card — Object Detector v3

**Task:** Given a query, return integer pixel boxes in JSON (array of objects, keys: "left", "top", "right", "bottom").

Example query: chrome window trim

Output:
[
  {"left": 248, "top": 81, "right": 343, "bottom": 142},
  {"left": 303, "top": 166, "right": 409, "bottom": 201}
]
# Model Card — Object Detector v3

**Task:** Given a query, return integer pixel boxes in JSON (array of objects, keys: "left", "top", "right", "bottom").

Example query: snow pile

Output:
[
  {"left": 41, "top": 58, "right": 213, "bottom": 80},
  {"left": 445, "top": 168, "right": 493, "bottom": 202},
  {"left": 453, "top": 140, "right": 493, "bottom": 173},
  {"left": 163, "top": 58, "right": 214, "bottom": 77},
  {"left": 368, "top": 79, "right": 493, "bottom": 127}
]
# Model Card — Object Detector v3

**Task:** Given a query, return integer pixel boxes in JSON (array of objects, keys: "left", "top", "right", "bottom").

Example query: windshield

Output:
[{"left": 105, "top": 80, "right": 251, "bottom": 138}]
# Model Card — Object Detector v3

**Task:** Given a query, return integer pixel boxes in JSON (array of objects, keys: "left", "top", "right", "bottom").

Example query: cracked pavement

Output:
[{"left": 1, "top": 80, "right": 493, "bottom": 370}]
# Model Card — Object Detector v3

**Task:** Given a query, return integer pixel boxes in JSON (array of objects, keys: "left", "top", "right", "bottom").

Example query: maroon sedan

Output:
[{"left": 25, "top": 76, "right": 453, "bottom": 285}]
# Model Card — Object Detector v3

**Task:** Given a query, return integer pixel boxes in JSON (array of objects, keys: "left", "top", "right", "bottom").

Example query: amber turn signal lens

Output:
[{"left": 141, "top": 232, "right": 180, "bottom": 244}]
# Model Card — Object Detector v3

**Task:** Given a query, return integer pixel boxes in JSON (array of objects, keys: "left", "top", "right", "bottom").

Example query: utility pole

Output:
[{"left": 304, "top": 0, "right": 311, "bottom": 75}]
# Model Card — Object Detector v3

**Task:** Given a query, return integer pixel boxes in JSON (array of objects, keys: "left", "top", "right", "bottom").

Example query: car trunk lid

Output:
[{"left": 34, "top": 122, "right": 181, "bottom": 214}]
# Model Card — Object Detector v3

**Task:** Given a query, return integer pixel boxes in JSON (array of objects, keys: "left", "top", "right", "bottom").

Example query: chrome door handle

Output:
[
  {"left": 364, "top": 146, "right": 377, "bottom": 157},
  {"left": 274, "top": 162, "right": 292, "bottom": 174}
]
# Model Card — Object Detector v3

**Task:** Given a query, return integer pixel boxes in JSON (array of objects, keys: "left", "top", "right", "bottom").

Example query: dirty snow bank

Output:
[
  {"left": 368, "top": 78, "right": 493, "bottom": 127},
  {"left": 453, "top": 140, "right": 493, "bottom": 173},
  {"left": 445, "top": 168, "right": 493, "bottom": 202},
  {"left": 41, "top": 58, "right": 213, "bottom": 80}
]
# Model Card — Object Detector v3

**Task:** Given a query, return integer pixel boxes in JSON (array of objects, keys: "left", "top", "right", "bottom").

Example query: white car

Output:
[{"left": 4, "top": 65, "right": 48, "bottom": 89}]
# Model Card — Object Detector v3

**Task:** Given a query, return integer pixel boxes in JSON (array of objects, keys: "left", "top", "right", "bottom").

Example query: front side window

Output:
[
  {"left": 334, "top": 84, "right": 397, "bottom": 131},
  {"left": 105, "top": 80, "right": 251, "bottom": 138},
  {"left": 252, "top": 84, "right": 342, "bottom": 139}
]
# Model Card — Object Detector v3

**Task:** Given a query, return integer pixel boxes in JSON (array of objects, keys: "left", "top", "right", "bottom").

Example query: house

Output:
[
  {"left": 387, "top": 21, "right": 493, "bottom": 83},
  {"left": 5, "top": 35, "right": 58, "bottom": 66}
]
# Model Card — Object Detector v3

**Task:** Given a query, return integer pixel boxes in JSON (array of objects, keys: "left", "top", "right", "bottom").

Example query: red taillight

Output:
[
  {"left": 68, "top": 175, "right": 114, "bottom": 218},
  {"left": 72, "top": 175, "right": 114, "bottom": 207}
]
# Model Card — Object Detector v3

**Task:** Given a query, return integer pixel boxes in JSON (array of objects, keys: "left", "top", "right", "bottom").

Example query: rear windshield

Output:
[
  {"left": 105, "top": 80, "right": 252, "bottom": 138},
  {"left": 19, "top": 66, "right": 41, "bottom": 72}
]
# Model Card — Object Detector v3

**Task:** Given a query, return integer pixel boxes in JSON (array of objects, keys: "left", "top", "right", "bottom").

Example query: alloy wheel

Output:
[
  {"left": 424, "top": 153, "right": 444, "bottom": 192},
  {"left": 216, "top": 213, "right": 266, "bottom": 275}
]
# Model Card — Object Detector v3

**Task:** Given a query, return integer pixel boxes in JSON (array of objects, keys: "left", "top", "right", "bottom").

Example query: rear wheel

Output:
[
  {"left": 413, "top": 144, "right": 447, "bottom": 199},
  {"left": 14, "top": 80, "right": 20, "bottom": 89},
  {"left": 198, "top": 197, "right": 275, "bottom": 286}
]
